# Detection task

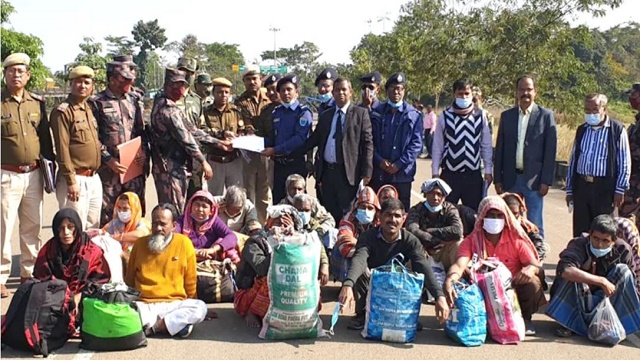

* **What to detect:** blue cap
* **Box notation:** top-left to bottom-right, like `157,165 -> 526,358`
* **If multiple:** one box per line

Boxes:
360,71 -> 382,84
276,73 -> 298,92
385,72 -> 406,89
315,67 -> 337,86
263,73 -> 282,87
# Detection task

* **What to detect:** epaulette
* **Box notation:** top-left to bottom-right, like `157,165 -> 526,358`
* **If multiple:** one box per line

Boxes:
29,92 -> 44,102
56,102 -> 69,112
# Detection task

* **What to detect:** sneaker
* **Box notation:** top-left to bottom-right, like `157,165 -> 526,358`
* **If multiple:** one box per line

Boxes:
347,315 -> 365,330
176,324 -> 194,339
524,320 -> 536,336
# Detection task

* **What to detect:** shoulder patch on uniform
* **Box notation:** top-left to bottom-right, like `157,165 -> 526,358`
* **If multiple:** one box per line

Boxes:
29,92 -> 43,101
299,116 -> 309,127
56,102 -> 69,111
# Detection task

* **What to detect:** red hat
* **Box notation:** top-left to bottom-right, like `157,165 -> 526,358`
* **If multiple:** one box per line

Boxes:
357,186 -> 380,210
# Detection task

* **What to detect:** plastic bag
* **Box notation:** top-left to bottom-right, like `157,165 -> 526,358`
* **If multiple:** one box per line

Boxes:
588,298 -> 626,346
362,254 -> 424,343
445,281 -> 487,347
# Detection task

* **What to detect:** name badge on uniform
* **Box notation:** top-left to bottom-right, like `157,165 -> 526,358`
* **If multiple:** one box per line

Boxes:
103,107 -> 116,114
28,112 -> 39,119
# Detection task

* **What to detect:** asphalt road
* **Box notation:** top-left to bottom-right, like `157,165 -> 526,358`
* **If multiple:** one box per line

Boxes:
1,158 -> 639,359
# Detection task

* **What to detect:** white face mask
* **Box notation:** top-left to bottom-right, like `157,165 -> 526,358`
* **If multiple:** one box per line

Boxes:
118,210 -> 132,223
483,218 -> 505,234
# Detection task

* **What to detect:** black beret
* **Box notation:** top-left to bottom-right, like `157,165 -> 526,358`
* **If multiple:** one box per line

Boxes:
263,73 -> 282,87
385,72 -> 407,89
276,73 -> 299,92
315,68 -> 337,86
359,71 -> 382,84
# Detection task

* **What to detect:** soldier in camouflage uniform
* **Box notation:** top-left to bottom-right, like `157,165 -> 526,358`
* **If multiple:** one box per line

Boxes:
90,61 -> 149,227
621,83 -> 640,224
202,77 -> 247,195
148,68 -> 215,215
111,55 -> 145,107
234,65 -> 272,223
195,73 -> 214,108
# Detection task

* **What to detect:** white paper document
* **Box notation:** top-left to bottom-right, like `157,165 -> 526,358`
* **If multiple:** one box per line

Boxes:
232,136 -> 265,153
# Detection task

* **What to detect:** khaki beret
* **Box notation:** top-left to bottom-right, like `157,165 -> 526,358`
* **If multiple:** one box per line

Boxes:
3,53 -> 31,68
211,77 -> 232,88
242,64 -> 261,78
68,65 -> 95,80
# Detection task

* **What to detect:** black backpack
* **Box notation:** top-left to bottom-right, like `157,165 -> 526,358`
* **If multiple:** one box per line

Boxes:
1,279 -> 75,357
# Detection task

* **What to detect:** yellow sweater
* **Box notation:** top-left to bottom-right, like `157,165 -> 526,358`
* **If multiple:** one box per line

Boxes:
125,233 -> 197,303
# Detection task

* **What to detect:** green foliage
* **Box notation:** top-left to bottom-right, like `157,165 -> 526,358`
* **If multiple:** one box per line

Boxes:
131,19 -> 167,88
260,41 -> 324,96
104,35 -> 136,57
69,37 -> 109,88
1,1 -> 49,89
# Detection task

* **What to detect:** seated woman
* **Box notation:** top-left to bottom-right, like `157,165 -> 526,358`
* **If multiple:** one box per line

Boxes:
336,186 -> 381,259
444,196 -> 545,335
501,193 -> 549,260
615,217 -> 640,295
376,184 -> 399,203
213,186 -> 260,234
177,190 -> 239,263
100,192 -> 151,251
34,208 -> 111,310
234,205 -> 328,328
547,215 -> 640,338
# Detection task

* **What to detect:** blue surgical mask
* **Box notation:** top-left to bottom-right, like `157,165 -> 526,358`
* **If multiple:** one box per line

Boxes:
282,100 -> 296,109
455,97 -> 473,108
423,201 -> 443,213
191,213 -> 209,224
318,93 -> 332,103
355,209 -> 375,224
299,211 -> 311,226
387,100 -> 402,109
585,113 -> 602,126
589,242 -> 612,258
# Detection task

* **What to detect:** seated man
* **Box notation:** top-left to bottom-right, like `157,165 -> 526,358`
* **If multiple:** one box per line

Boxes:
291,193 -> 331,280
376,184 -> 399,203
234,205 -> 328,327
444,196 -> 545,335
338,198 -> 449,330
406,179 -> 463,270
213,185 -> 260,234
280,174 -> 336,248
176,190 -> 239,263
336,186 -> 381,259
546,215 -> 640,338
126,203 -> 208,339
502,192 -> 549,260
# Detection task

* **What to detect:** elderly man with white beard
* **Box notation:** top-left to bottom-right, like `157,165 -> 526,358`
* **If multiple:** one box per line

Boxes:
125,203 -> 208,338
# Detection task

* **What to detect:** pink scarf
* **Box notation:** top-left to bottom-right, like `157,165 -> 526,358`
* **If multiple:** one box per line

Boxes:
181,190 -> 220,236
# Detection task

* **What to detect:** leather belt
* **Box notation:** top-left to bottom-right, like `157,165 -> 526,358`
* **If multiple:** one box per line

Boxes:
1,162 -> 39,173
324,162 -> 341,170
76,169 -> 97,177
580,175 -> 599,183
515,169 -> 524,174
208,152 -> 238,164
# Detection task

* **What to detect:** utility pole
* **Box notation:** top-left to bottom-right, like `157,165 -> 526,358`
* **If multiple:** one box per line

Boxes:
377,12 -> 391,33
269,26 -> 280,69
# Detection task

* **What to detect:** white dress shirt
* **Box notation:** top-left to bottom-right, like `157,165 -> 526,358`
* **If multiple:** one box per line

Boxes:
323,102 -> 350,163
516,103 -> 534,170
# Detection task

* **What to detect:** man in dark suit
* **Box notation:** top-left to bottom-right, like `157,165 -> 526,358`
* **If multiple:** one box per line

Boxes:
494,75 -> 557,237
304,78 -> 374,224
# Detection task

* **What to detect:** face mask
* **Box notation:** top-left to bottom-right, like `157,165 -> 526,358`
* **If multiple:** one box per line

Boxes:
455,97 -> 473,108
299,211 -> 311,226
361,89 -> 376,98
589,242 -> 612,258
318,93 -> 332,103
483,218 -> 505,234
355,208 -> 375,224
282,100 -> 296,108
117,210 -> 132,223
423,201 -> 443,213
387,99 -> 402,109
166,85 -> 187,101
190,213 -> 209,224
585,113 -> 602,126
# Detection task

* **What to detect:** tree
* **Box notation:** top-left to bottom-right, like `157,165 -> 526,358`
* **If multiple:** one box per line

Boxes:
261,41 -> 323,95
70,37 -> 109,88
1,1 -> 50,89
131,19 -> 167,88
104,35 -> 135,57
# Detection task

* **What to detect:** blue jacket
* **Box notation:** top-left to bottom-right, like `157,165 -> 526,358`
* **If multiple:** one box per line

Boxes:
371,101 -> 424,183
264,100 -> 312,156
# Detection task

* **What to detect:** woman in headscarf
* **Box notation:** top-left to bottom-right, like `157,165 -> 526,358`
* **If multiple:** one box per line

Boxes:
34,208 -> 111,308
176,190 -> 239,263
443,195 -> 545,335
501,192 -> 549,260
234,205 -> 328,328
99,192 -> 151,251
336,186 -> 381,259
376,184 -> 399,204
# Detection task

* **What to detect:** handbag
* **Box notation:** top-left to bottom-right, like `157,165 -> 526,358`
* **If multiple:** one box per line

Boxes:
196,258 -> 237,303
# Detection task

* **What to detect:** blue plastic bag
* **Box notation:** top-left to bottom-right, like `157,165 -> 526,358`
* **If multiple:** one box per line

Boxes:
330,245 -> 351,282
445,280 -> 487,346
362,254 -> 424,343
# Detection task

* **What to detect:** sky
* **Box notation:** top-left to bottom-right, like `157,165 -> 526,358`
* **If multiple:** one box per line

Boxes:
4,0 -> 639,73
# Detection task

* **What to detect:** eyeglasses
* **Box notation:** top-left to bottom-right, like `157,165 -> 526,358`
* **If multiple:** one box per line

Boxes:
5,68 -> 28,76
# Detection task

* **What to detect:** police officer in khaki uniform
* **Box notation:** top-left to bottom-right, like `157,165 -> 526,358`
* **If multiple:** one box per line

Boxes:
202,77 -> 246,195
50,66 -> 103,230
234,65 -> 273,223
1,53 -> 55,297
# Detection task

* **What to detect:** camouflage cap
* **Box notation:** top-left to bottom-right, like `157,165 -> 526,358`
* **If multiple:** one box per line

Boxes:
164,68 -> 187,84
112,55 -> 136,67
69,65 -> 95,80
177,57 -> 197,72
107,62 -> 134,80
196,73 -> 212,85
2,53 -> 30,68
